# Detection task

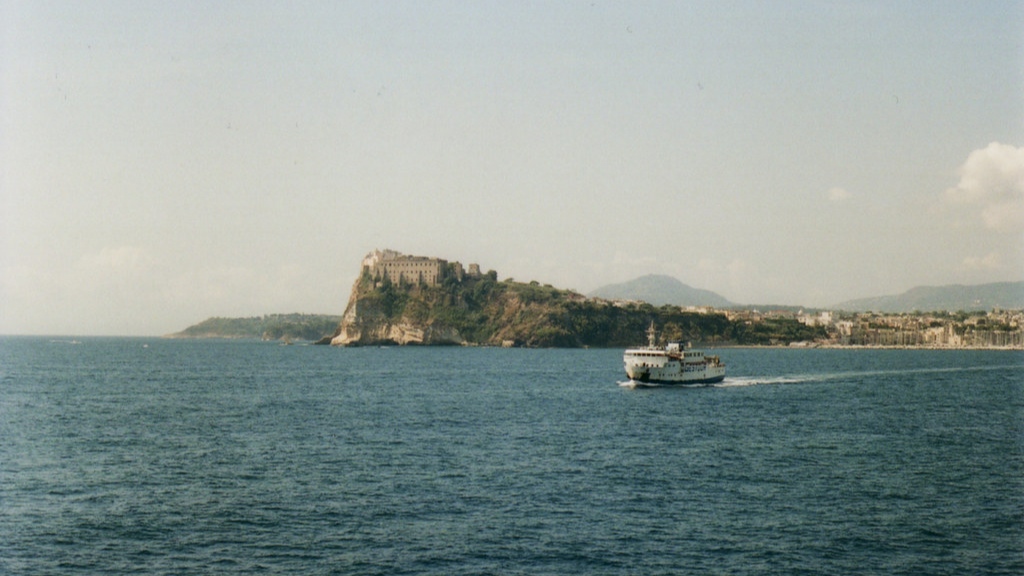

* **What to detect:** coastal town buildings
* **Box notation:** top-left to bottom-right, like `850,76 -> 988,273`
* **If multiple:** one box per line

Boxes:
826,309 -> 1023,348
722,306 -> 1022,348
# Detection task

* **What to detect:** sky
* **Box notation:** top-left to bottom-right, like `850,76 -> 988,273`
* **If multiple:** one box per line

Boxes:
2,1 -> 1022,336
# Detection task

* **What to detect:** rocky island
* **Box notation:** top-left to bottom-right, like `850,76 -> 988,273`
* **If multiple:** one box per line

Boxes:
325,249 -> 824,347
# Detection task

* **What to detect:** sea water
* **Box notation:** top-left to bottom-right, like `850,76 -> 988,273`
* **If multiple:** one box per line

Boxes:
1,337 -> 1021,575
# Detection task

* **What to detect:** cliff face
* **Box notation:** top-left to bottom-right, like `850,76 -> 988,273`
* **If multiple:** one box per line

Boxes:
329,273 -> 533,346
330,284 -> 465,346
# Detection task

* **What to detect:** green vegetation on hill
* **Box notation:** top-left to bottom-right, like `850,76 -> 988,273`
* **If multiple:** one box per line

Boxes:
169,313 -> 342,341
344,272 -> 824,347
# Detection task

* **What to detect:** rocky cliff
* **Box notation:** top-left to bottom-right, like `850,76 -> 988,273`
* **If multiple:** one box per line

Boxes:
329,271 -> 583,346
330,286 -> 465,345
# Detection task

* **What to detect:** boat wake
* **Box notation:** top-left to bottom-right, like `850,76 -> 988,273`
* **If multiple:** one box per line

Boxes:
716,376 -> 813,387
716,364 -> 1022,388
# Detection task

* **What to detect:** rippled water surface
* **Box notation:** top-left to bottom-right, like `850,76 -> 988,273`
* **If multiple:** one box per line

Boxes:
1,338 -> 1022,575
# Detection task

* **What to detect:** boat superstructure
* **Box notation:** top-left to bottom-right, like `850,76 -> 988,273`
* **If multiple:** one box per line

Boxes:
623,323 -> 726,385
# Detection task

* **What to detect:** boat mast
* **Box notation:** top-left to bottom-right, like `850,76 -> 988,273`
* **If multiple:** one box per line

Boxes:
647,321 -> 657,348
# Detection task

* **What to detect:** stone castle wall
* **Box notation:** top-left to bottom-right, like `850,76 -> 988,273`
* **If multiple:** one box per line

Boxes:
362,249 -> 483,287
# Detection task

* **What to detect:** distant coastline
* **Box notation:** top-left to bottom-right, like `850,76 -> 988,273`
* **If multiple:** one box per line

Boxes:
168,252 -> 1023,350
167,306 -> 1023,351
167,314 -> 341,342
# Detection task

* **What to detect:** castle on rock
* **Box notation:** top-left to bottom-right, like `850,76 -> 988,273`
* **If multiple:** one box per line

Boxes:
361,249 -> 483,287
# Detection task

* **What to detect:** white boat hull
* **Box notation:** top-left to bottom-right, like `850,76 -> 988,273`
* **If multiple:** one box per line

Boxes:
624,364 -> 726,384
623,347 -> 726,385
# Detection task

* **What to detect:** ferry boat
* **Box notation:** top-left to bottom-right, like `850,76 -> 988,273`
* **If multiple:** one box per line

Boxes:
623,323 -> 726,385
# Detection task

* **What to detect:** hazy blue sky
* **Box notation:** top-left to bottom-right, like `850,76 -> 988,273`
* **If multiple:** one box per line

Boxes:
2,1 -> 1022,335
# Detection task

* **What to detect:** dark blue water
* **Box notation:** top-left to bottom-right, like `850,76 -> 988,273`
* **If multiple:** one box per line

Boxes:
1,338 -> 1022,575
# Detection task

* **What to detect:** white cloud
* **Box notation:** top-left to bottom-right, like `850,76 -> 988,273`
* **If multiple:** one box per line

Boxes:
962,252 -> 1003,271
163,266 -> 258,305
827,187 -> 851,202
77,245 -> 151,270
693,257 -> 768,304
611,250 -> 659,270
944,142 -> 1024,233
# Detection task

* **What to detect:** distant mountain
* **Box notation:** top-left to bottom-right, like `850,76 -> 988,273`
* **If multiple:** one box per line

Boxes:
832,282 -> 1024,313
588,274 -> 735,308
